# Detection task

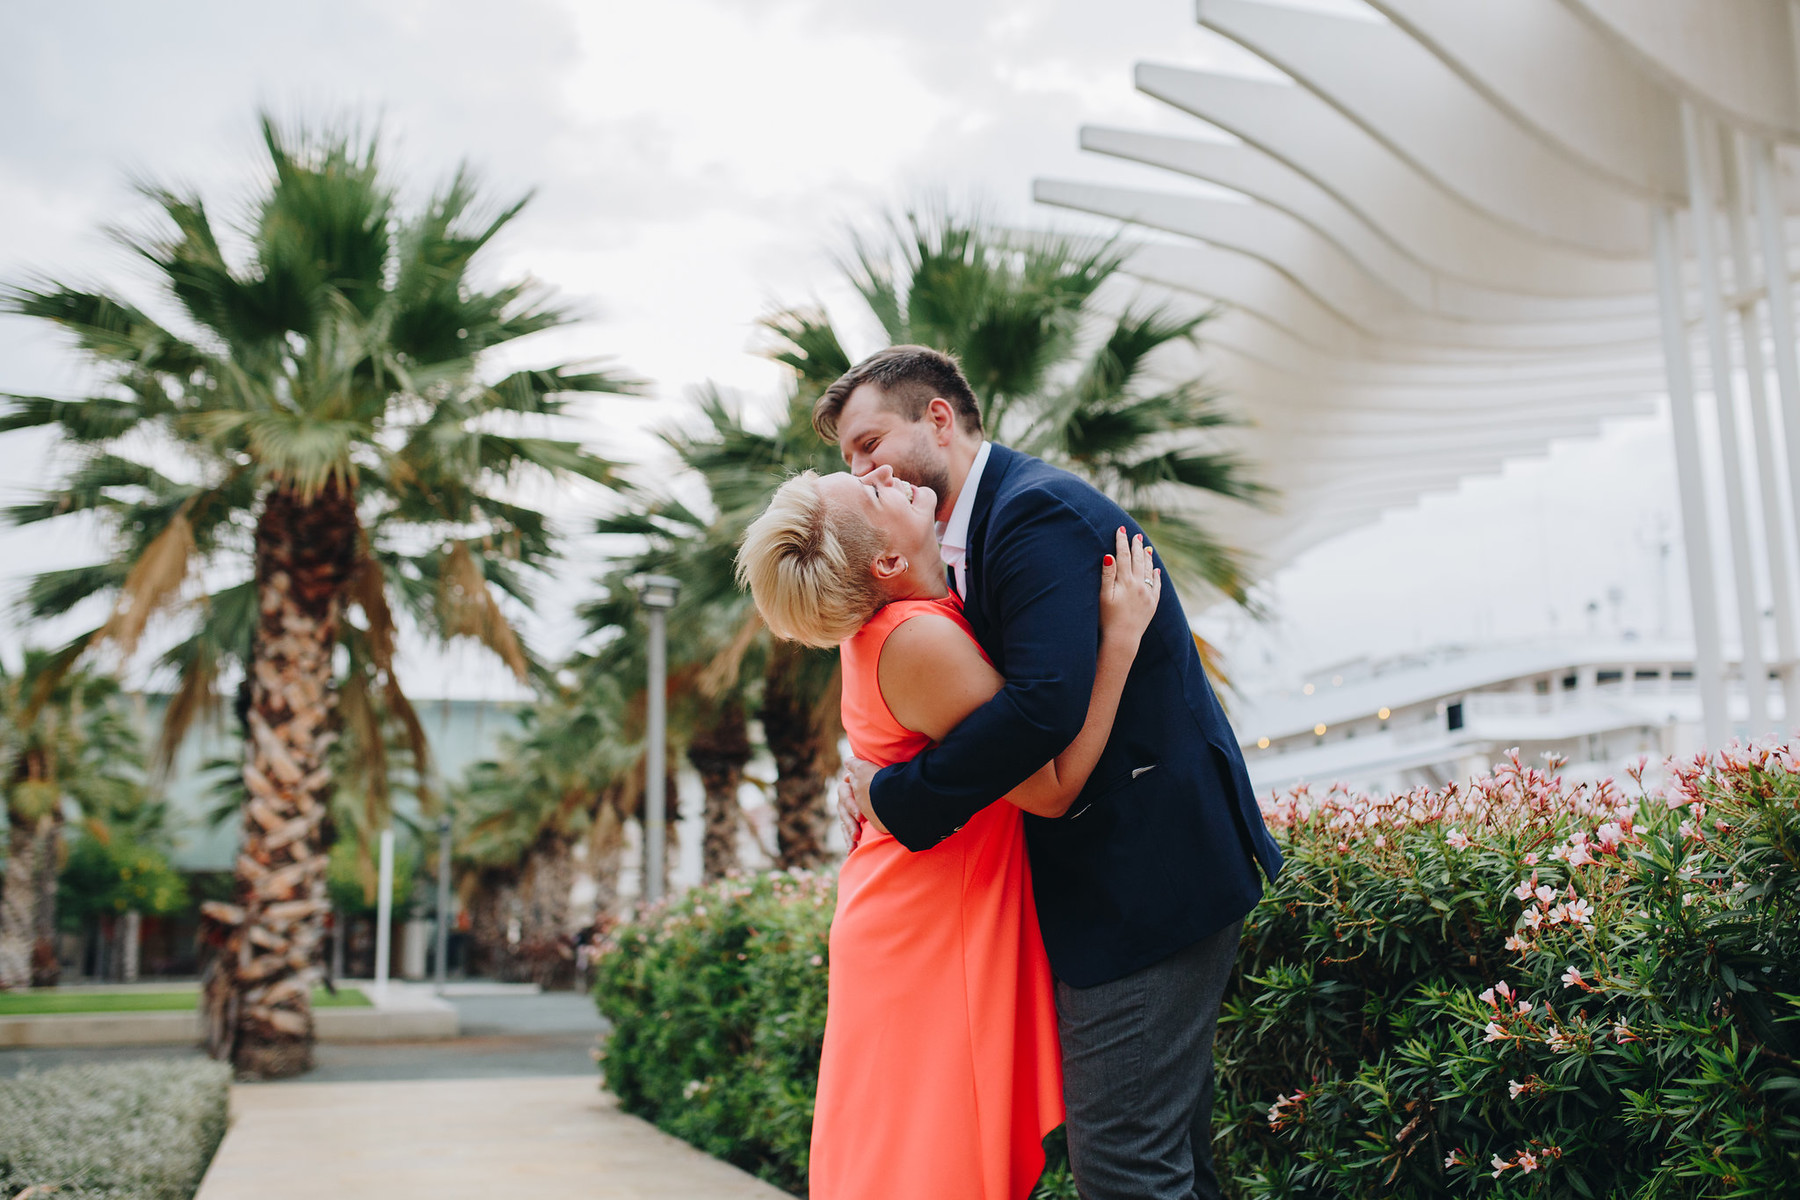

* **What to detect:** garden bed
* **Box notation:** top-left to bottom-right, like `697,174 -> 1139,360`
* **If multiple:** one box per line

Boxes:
0,1058 -> 231,1199
595,746 -> 1800,1198
0,987 -> 369,1016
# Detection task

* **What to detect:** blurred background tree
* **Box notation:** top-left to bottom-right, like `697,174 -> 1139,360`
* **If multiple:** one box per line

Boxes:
0,114 -> 637,1073
0,652 -> 147,988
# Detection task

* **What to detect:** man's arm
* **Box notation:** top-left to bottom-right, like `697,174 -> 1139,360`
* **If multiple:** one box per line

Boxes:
867,487 -> 1105,850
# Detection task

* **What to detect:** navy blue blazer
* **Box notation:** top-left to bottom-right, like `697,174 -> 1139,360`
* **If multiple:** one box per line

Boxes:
867,443 -> 1283,988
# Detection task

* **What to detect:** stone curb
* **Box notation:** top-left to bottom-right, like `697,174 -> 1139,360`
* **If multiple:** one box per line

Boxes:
0,1005 -> 458,1048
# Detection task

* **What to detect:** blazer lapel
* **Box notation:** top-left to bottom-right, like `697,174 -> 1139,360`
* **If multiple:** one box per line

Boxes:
961,443 -> 1015,654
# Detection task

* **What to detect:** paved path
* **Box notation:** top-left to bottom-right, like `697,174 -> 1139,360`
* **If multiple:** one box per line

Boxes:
12,992 -> 789,1196
193,1075 -> 790,1200
0,991 -> 606,1081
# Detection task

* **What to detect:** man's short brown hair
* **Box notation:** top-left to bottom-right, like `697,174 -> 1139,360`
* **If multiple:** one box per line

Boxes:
812,344 -> 984,442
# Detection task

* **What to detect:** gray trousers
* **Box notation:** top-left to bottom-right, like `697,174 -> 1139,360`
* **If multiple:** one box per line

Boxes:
1055,919 -> 1243,1200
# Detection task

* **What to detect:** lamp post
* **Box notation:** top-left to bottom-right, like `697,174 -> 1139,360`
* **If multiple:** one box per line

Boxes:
374,827 -> 394,1000
434,810 -> 452,993
627,573 -> 681,903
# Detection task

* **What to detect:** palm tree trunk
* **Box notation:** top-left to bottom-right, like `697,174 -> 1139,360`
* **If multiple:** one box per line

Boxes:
514,832 -> 576,988
201,481 -> 357,1078
589,802 -> 625,920
760,645 -> 837,871
0,815 -> 44,988
465,869 -> 516,979
30,812 -> 63,986
687,699 -> 749,882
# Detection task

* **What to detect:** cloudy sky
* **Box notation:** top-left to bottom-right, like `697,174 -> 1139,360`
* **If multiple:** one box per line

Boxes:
0,0 -> 1694,700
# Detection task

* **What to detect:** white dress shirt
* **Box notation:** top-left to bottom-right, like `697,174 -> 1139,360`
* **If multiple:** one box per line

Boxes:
937,441 -> 991,599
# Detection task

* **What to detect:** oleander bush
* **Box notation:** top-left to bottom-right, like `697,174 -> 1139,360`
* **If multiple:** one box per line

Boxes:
594,746 -> 1800,1200
593,870 -> 833,1194
1221,746 -> 1800,1199
0,1058 -> 231,1199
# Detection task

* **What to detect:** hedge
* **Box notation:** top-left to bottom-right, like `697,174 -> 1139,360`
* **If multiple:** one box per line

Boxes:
0,1058 -> 232,1199
594,746 -> 1800,1198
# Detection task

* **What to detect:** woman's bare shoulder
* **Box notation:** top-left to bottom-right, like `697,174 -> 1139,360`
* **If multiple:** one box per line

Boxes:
881,611 -> 980,659
877,612 -> 1001,739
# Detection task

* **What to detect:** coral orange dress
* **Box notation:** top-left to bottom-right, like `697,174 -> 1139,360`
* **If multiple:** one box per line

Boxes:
809,595 -> 1064,1200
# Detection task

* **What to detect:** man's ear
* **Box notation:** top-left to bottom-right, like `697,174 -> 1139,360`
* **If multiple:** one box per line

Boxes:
870,548 -> 908,584
925,397 -> 958,445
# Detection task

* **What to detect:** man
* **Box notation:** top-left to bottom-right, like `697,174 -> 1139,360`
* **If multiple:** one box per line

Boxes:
822,345 -> 1283,1200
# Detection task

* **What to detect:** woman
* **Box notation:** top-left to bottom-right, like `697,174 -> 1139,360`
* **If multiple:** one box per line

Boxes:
736,466 -> 1161,1200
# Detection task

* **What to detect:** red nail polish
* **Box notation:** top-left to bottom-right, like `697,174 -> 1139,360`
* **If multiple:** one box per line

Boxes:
1103,554 -> 1114,566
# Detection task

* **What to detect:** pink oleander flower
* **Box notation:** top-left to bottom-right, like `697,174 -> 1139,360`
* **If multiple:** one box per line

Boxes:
1613,1021 -> 1638,1043
1505,934 -> 1531,953
1446,828 -> 1470,850
1492,1155 -> 1513,1178
1513,877 -> 1536,902
1546,1028 -> 1571,1052
1444,1150 -> 1465,1169
1561,965 -> 1584,989
1522,908 -> 1544,929
1566,898 -> 1594,926
1597,822 -> 1626,850
1534,884 -> 1555,905
1518,1152 -> 1539,1173
1508,1078 -> 1528,1099
1565,844 -> 1596,868
1484,1021 -> 1508,1043
1523,852 -> 1540,866
1547,903 -> 1569,925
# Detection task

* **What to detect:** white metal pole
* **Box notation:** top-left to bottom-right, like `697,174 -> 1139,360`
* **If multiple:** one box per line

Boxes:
1682,103 -> 1770,735
1652,203 -> 1731,749
1723,129 -> 1800,727
645,607 -> 667,903
434,812 -> 452,993
1753,137 -> 1800,731
374,828 -> 394,999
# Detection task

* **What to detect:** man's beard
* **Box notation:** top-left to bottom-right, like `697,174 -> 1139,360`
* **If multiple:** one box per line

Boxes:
886,448 -> 953,521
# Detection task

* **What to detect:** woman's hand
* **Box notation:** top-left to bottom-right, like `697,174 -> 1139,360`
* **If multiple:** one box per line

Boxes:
1099,526 -> 1160,649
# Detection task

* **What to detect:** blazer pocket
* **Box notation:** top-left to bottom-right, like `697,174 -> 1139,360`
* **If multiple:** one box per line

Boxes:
1065,762 -> 1157,820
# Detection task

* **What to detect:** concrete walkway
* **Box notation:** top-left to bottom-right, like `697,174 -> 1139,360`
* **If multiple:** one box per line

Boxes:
194,1075 -> 791,1199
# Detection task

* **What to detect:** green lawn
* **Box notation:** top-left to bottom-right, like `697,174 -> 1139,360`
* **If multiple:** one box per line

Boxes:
0,987 -> 371,1015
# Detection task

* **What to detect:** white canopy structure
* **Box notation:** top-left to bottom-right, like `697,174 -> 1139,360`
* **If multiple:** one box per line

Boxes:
1036,0 -> 1800,746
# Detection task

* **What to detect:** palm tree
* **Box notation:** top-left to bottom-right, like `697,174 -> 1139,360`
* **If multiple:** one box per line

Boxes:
587,382 -> 851,871
1,116 -> 637,1075
0,653 -> 146,988
454,677 -> 644,982
768,204 -> 1266,606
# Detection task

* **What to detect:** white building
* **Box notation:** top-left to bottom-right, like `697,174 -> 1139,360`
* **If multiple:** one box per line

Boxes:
1041,0 -> 1800,750
1235,637 -> 1783,796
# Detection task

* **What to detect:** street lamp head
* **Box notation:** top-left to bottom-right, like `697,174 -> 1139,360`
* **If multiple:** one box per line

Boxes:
627,573 -> 682,610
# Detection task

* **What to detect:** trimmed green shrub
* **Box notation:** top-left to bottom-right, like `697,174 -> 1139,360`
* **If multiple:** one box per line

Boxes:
594,870 -> 833,1194
1223,747 -> 1800,1198
595,747 -> 1800,1200
0,1058 -> 231,1198
58,833 -> 189,923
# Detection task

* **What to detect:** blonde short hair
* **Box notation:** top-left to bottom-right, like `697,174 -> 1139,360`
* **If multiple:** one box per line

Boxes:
736,470 -> 889,648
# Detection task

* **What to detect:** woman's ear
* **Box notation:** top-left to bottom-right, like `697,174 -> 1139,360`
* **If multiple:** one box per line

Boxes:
870,548 -> 908,585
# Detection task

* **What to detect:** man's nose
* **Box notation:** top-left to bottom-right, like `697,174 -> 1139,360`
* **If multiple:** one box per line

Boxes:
863,464 -> 894,485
